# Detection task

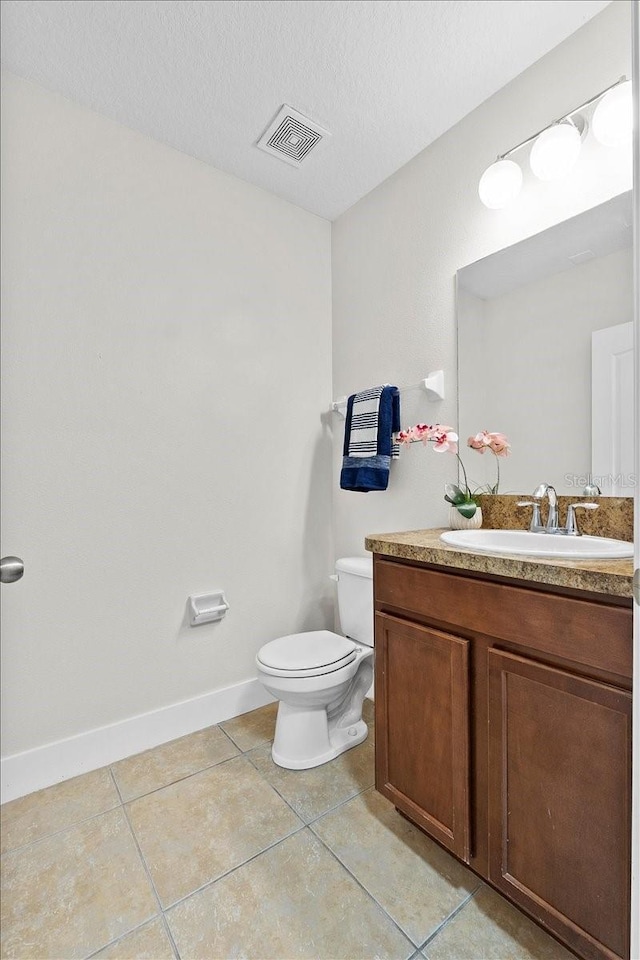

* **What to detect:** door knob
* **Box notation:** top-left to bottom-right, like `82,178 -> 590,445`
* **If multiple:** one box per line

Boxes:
0,556 -> 24,583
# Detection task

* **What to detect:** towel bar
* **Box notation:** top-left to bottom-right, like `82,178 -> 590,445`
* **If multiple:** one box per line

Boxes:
331,370 -> 445,418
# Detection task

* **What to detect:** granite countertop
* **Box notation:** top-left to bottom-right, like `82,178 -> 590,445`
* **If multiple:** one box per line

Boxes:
365,528 -> 634,600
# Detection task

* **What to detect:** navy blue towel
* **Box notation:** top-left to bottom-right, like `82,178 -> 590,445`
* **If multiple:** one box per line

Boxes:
340,385 -> 401,492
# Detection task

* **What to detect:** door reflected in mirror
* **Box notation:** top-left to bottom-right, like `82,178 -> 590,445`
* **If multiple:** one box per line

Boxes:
456,191 -> 634,497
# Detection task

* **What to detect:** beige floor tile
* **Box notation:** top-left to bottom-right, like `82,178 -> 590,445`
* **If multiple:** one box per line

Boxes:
0,809 -> 156,960
313,787 -> 480,945
93,918 -> 175,959
248,738 -> 375,822
424,886 -> 576,960
111,725 -> 239,801
0,768 -> 120,855
166,828 -> 414,960
219,701 -> 278,751
126,756 -> 302,907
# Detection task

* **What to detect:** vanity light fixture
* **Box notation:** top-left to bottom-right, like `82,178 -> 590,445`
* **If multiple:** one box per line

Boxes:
478,158 -> 523,209
528,118 -> 584,181
592,79 -> 633,146
478,77 -> 630,209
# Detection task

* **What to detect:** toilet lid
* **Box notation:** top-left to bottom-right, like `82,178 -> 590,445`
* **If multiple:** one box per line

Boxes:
257,630 -> 356,674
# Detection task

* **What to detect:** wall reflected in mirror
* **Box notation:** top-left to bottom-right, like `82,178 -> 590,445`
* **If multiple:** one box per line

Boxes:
456,191 -> 634,497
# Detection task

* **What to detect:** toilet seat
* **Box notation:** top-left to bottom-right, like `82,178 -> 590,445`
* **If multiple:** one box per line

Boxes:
256,630 -> 357,678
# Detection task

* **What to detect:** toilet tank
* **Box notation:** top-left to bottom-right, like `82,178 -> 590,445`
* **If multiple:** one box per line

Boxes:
335,557 -> 374,647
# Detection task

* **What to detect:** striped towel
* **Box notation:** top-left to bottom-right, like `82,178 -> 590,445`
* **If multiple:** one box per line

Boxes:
340,385 -> 400,492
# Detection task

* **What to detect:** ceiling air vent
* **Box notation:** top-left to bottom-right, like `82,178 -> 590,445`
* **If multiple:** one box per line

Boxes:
257,105 -> 330,168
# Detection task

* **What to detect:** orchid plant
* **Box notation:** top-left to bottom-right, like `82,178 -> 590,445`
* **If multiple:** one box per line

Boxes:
467,430 -> 511,494
397,424 -> 510,518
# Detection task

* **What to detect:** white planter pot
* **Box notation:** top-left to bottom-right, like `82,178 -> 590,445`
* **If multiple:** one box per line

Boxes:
449,506 -> 483,530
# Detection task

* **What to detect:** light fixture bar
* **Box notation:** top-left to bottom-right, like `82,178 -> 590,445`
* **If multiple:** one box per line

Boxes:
479,75 -> 631,209
497,75 -> 627,161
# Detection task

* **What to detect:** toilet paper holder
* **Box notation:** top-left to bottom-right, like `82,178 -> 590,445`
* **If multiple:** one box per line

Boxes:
188,591 -> 229,626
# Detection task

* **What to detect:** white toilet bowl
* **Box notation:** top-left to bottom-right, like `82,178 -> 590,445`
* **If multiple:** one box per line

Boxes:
256,629 -> 373,770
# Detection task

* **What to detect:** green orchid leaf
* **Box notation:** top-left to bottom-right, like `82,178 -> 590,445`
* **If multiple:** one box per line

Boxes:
444,483 -> 465,504
456,501 -> 477,519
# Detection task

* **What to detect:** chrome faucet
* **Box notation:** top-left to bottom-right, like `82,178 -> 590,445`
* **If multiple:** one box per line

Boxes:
516,499 -> 544,532
564,502 -> 599,536
519,484 -> 600,535
532,483 -> 559,532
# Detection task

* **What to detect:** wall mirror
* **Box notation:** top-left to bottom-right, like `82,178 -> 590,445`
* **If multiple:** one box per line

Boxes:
456,190 -> 634,497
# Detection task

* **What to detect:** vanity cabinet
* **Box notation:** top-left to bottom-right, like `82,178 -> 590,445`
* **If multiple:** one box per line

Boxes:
487,649 -> 631,960
373,555 -> 633,960
375,614 -> 470,860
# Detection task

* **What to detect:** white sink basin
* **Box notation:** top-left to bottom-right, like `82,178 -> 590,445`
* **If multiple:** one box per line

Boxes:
440,529 -> 634,560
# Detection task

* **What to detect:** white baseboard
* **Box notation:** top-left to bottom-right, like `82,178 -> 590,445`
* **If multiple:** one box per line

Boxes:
1,678 -> 274,804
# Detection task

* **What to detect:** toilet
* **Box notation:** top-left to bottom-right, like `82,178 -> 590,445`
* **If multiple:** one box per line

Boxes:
256,557 -> 374,770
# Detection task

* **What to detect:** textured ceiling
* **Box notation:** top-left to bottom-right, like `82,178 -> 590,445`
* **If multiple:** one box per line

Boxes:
0,0 -> 611,220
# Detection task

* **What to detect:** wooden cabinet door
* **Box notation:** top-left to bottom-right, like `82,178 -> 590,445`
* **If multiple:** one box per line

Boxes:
488,649 -> 632,960
375,612 -> 470,861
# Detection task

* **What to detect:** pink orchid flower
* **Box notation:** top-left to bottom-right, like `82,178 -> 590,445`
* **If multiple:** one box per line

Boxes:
431,426 -> 459,454
397,423 -> 458,453
398,422 -> 511,501
468,432 -> 489,453
487,432 -> 510,457
397,421 -> 476,509
413,423 -> 437,444
467,429 -> 510,493
468,430 -> 510,457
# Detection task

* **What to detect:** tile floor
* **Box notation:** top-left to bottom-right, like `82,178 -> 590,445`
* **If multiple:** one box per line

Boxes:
1,700 -> 574,960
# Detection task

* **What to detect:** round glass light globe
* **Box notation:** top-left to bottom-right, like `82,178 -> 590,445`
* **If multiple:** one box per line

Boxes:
592,81 -> 632,147
529,121 -> 582,181
478,159 -> 523,209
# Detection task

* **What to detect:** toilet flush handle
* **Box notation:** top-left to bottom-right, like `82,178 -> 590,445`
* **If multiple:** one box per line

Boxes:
329,574 -> 339,582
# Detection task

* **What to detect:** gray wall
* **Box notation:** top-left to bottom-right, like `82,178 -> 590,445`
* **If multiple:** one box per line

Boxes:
1,72 -> 333,756
331,1 -> 632,557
